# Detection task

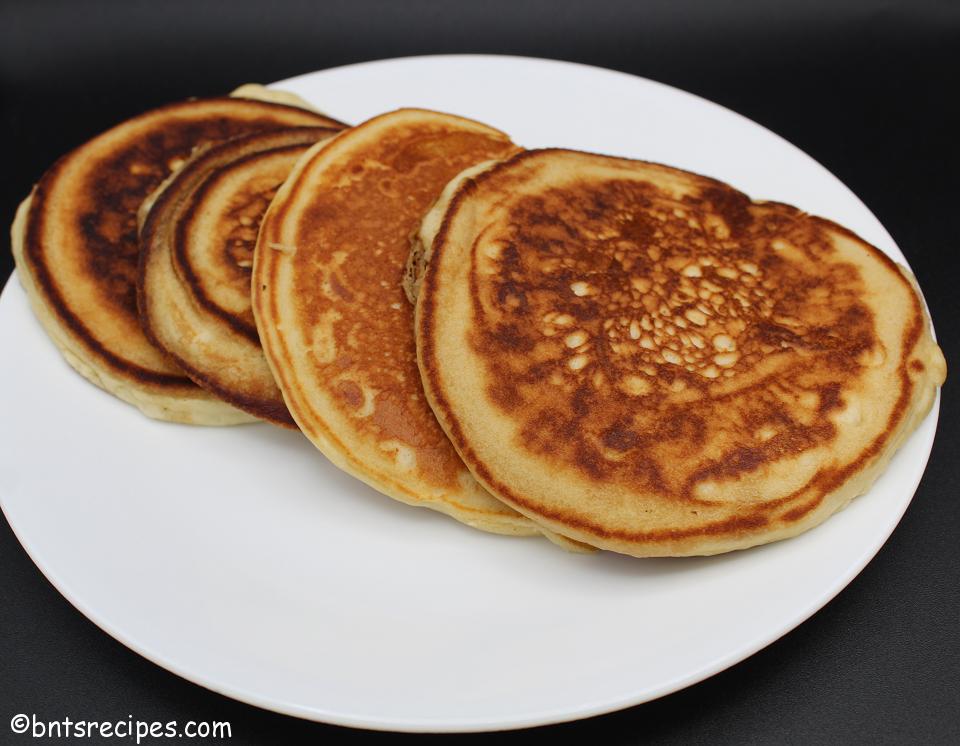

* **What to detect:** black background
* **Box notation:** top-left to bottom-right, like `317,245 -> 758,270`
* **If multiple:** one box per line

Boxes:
2,1 -> 958,743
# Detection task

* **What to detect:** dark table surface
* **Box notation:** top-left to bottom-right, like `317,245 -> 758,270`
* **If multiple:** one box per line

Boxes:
2,1 -> 958,743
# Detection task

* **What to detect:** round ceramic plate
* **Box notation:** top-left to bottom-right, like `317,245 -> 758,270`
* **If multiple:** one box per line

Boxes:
0,56 -> 941,732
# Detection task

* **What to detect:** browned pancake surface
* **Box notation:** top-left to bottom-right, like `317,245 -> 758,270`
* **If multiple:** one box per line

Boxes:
287,127 -> 517,489
417,149 -> 945,554
20,96 -> 342,417
175,141 -> 312,341
254,109 -> 550,534
474,180 -> 875,497
139,127 -> 341,426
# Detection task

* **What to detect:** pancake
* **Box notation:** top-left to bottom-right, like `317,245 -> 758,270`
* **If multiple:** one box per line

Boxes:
253,108 -> 578,538
415,148 -> 946,556
11,91 -> 344,424
139,126 -> 342,427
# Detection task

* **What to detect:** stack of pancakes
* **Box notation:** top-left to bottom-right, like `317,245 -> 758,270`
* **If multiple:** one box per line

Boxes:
12,85 -> 946,557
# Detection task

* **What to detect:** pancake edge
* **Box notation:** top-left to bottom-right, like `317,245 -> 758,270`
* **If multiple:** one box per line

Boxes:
12,191 -> 255,425
230,84 -> 345,124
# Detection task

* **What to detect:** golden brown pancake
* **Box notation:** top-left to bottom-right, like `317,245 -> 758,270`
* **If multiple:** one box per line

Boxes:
415,149 -> 946,556
139,126 -> 342,427
253,109 -> 588,539
11,92 -> 344,424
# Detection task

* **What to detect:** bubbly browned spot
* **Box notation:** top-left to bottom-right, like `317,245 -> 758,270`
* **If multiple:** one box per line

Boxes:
468,177 -> 880,503
287,126 -> 518,490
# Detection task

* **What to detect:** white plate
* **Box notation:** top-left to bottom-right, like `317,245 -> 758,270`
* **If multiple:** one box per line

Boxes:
0,55 -> 941,732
